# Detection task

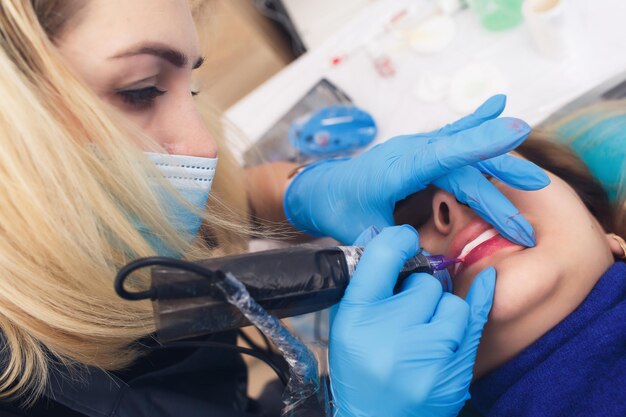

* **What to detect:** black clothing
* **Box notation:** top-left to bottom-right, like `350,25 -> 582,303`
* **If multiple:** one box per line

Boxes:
0,332 -> 279,417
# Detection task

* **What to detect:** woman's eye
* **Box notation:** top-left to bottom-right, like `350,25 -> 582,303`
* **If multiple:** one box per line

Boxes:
117,86 -> 167,108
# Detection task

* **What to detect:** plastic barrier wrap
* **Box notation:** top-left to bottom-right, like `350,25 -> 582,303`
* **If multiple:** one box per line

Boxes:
217,272 -> 330,417
152,245 -> 350,342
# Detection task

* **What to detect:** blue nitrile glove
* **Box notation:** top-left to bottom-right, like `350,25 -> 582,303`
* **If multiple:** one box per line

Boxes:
284,95 -> 550,246
329,225 -> 495,417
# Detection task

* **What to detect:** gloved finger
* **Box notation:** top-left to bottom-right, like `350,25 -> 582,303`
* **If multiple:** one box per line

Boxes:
434,94 -> 506,136
476,154 -> 550,191
386,95 -> 505,146
434,166 -> 536,247
343,225 -> 420,304
400,117 -> 531,196
351,225 -> 381,246
394,273 -> 443,323
457,267 -> 496,357
427,293 -> 471,352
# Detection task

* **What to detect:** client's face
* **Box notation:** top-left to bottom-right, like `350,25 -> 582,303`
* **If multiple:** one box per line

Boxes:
418,153 -> 617,378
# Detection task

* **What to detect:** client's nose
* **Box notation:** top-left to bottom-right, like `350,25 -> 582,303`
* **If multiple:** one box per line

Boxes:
431,190 -> 478,235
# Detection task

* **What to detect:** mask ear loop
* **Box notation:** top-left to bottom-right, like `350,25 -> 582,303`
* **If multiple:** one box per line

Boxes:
608,233 -> 626,259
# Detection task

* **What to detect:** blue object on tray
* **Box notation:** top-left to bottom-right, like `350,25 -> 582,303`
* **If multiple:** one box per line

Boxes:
288,105 -> 377,157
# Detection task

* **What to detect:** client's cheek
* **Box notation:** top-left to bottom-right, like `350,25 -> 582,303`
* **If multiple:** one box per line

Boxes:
451,262 -> 489,299
416,223 -> 449,255
452,247 -> 525,303
488,252 -> 560,323
451,276 -> 473,299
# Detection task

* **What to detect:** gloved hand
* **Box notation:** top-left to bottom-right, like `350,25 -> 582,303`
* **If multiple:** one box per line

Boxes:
329,225 -> 495,417
283,95 -> 549,246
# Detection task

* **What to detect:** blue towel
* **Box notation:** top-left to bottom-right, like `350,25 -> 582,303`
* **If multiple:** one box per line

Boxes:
470,261 -> 626,417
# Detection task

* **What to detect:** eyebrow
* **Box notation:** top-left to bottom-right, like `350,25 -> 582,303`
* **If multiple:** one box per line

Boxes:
111,42 -> 205,69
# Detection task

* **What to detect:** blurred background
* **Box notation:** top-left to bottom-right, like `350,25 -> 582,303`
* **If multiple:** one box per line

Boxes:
196,0 -> 626,166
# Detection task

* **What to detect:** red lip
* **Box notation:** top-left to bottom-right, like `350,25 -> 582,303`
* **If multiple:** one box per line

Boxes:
448,222 -> 523,279
446,219 -> 492,260
461,234 -> 517,269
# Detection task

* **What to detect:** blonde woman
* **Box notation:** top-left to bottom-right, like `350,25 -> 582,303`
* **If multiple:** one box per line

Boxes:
0,1 -> 549,416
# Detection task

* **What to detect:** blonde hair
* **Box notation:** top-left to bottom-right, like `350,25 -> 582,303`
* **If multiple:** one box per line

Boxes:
0,0 -> 250,405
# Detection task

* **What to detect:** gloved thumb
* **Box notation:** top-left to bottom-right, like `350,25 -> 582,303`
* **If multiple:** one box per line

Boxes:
343,225 -> 420,304
457,267 -> 496,355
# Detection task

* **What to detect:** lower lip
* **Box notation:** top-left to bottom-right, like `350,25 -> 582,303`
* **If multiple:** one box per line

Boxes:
460,234 -> 518,270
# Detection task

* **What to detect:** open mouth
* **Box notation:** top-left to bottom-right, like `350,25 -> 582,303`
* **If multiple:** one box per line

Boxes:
449,223 -> 521,278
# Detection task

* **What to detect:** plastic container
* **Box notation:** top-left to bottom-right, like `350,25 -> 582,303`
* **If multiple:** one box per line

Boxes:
467,0 -> 524,31
522,0 -> 571,58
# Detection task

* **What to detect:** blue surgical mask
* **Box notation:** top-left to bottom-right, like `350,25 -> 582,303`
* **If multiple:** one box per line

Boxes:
140,152 -> 218,257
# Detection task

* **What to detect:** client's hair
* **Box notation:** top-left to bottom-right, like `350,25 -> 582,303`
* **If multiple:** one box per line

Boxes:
546,100 -> 626,239
515,133 -> 620,236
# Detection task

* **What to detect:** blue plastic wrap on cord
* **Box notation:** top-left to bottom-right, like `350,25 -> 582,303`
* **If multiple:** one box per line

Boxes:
555,113 -> 626,202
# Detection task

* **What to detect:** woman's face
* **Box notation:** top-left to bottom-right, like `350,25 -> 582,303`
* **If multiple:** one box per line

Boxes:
55,0 -> 216,157
418,153 -> 619,377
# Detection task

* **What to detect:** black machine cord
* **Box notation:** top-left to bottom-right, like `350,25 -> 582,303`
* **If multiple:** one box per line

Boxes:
115,256 -> 290,386
150,340 -> 289,386
114,256 -> 226,301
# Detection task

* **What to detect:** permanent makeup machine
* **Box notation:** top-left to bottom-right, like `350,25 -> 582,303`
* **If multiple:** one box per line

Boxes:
115,245 -> 459,416
115,244 -> 459,338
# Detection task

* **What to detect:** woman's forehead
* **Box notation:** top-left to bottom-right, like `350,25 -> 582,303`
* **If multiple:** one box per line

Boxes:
58,0 -> 200,61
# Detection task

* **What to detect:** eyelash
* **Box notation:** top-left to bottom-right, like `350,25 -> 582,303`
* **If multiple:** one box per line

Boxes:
117,86 -> 200,108
117,86 -> 166,107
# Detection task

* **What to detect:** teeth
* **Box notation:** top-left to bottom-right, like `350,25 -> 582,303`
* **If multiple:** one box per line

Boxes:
454,229 -> 499,274
460,229 -> 498,259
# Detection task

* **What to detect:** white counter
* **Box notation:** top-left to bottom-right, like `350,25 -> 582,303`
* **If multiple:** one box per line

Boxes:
226,0 -> 626,159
